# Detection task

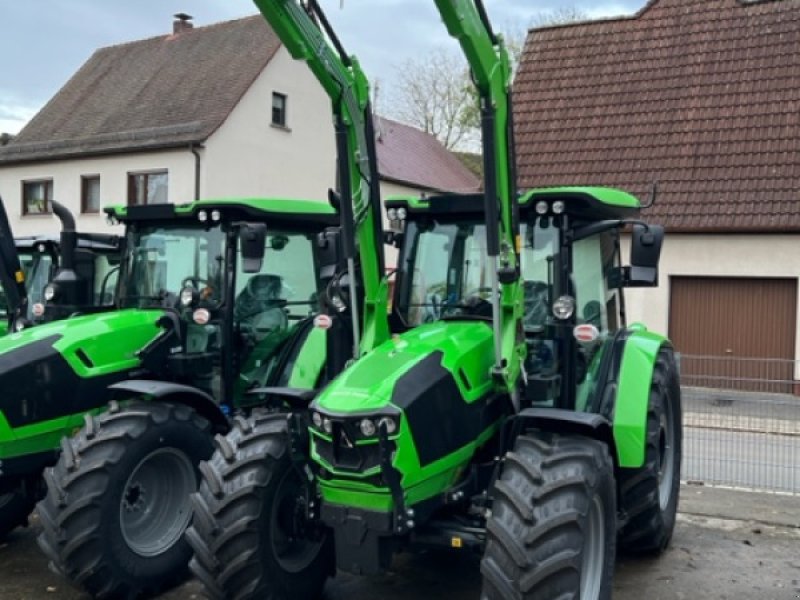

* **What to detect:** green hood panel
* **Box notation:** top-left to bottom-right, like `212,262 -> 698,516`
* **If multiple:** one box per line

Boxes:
0,309 -> 164,378
315,320 -> 494,414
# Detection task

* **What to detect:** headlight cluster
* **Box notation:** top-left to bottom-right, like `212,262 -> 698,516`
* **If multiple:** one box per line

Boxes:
197,209 -> 222,223
386,207 -> 408,222
534,199 -> 567,216
311,411 -> 399,438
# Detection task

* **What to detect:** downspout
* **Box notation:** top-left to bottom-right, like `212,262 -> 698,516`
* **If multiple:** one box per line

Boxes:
190,143 -> 203,201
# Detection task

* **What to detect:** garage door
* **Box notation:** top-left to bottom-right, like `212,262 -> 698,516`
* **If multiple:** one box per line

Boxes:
669,277 -> 797,393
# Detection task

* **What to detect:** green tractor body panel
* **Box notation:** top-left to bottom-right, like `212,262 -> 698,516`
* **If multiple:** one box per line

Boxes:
613,325 -> 670,468
312,320 -> 499,510
0,309 -> 163,459
520,186 -> 641,210
107,197 -> 336,221
286,326 -> 328,389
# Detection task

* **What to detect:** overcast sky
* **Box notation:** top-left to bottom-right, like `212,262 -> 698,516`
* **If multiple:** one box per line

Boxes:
0,0 -> 645,134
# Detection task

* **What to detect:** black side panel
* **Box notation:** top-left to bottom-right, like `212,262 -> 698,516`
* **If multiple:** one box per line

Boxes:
0,335 -> 128,428
392,352 -> 504,467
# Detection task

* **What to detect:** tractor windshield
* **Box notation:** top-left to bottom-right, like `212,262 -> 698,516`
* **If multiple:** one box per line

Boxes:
397,219 -> 494,325
120,226 -> 225,309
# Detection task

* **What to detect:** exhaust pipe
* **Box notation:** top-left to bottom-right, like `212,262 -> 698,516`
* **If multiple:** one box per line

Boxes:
51,200 -> 76,271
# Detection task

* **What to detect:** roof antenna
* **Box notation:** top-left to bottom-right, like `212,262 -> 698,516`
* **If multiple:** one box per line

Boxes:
641,180 -> 658,209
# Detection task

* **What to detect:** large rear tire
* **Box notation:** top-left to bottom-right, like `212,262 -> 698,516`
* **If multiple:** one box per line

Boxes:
36,401 -> 213,599
187,413 -> 333,600
618,348 -> 682,554
480,432 -> 616,600
0,479 -> 37,541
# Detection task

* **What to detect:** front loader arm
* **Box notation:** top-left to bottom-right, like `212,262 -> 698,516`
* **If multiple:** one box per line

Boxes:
433,0 -> 524,396
0,196 -> 27,330
252,0 -> 389,356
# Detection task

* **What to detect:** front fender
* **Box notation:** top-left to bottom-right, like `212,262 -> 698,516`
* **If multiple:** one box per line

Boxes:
110,380 -> 229,433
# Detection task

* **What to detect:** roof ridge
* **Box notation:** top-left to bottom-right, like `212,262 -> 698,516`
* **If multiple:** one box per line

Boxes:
95,13 -> 262,53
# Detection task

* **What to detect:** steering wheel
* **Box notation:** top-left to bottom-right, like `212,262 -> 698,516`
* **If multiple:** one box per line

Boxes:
181,276 -> 211,290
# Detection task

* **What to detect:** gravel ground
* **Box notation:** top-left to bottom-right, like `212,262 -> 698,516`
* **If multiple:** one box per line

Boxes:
1,486 -> 798,600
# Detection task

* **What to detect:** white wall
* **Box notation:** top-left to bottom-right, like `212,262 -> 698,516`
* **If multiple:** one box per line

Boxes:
204,46 -> 336,201
0,149 -> 193,236
622,233 -> 800,364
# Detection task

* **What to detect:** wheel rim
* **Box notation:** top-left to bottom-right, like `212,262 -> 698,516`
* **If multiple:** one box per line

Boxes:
120,448 -> 196,558
657,402 -> 676,511
580,494 -> 605,600
269,468 -> 324,574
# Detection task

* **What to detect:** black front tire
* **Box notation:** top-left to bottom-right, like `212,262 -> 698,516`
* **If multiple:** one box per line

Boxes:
36,401 -> 213,599
0,479 -> 37,541
618,348 -> 682,554
481,432 -> 616,600
187,413 -> 333,600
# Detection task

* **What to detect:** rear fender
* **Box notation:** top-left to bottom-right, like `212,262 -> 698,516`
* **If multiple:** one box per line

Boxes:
612,325 -> 670,468
109,380 -> 229,433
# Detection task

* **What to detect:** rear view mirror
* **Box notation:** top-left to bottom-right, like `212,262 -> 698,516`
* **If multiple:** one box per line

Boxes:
626,224 -> 664,287
240,223 -> 267,273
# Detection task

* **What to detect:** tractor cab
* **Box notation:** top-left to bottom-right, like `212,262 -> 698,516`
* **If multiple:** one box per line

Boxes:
0,196 -> 121,334
387,186 -> 664,413
105,198 -> 345,410
15,232 -> 121,323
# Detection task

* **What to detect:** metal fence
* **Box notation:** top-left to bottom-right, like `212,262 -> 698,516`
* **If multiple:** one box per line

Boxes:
680,354 -> 800,495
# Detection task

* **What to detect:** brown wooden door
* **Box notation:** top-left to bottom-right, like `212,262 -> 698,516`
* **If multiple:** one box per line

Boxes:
669,277 -> 797,393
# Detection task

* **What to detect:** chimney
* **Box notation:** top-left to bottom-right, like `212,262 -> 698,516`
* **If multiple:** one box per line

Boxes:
173,13 -> 194,35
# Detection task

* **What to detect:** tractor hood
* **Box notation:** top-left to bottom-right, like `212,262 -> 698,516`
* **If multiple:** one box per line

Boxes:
314,320 -> 495,414
0,309 -> 164,431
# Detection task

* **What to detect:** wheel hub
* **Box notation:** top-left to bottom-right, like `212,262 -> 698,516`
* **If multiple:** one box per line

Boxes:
119,448 -> 196,558
123,482 -> 146,513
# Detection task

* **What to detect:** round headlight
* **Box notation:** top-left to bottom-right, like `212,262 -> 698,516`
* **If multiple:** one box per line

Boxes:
322,418 -> 333,434
331,293 -> 347,313
32,303 -> 45,318
387,208 -> 398,221
44,284 -> 57,302
359,419 -> 377,437
198,210 -> 208,223
553,295 -> 576,320
211,210 -> 221,222
535,200 -> 549,215
36,243 -> 47,253
378,416 -> 398,435
552,200 -> 566,215
180,286 -> 195,307
312,412 -> 323,429
397,207 -> 407,221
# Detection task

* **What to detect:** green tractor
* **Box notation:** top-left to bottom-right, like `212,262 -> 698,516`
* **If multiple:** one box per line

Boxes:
0,195 -> 361,597
34,4 -> 392,597
187,2 -> 682,599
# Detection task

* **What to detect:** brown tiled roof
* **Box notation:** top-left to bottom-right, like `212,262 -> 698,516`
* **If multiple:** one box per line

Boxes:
514,0 -> 800,233
375,116 -> 481,193
0,16 -> 280,165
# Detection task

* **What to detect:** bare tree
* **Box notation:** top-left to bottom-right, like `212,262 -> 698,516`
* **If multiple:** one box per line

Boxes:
388,7 -> 587,151
390,47 -> 477,151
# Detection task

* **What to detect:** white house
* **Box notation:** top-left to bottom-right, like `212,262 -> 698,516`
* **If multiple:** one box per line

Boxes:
0,14 -> 479,249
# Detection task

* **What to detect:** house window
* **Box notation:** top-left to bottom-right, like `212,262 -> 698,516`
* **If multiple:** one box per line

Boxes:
81,175 -> 101,213
272,92 -> 287,127
22,179 -> 53,215
128,171 -> 168,206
